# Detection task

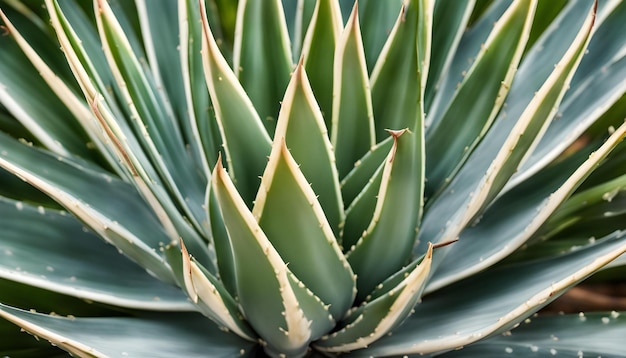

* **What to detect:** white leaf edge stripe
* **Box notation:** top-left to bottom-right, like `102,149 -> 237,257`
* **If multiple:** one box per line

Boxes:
213,156 -> 315,351
300,0 -> 343,67
233,0 -> 293,78
252,61 -> 345,249
180,239 -> 255,340
0,9 -> 118,167
345,129 -> 405,256
0,268 -> 190,311
427,6 -> 603,292
429,119 -> 626,291
0,154 -> 175,284
316,243 -> 433,352
432,2 -> 595,249
45,0 -> 181,242
383,236 -> 626,355
199,0 -> 271,181
0,306 -> 101,357
330,3 -> 376,150
95,0 -> 205,234
178,0 -> 210,177
370,0 -> 435,91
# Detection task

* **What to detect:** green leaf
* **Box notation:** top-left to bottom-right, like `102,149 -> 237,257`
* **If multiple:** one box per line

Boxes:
361,232 -> 626,356
315,244 -> 432,353
330,3 -> 376,179
233,0 -> 293,132
45,0 -> 211,265
439,312 -> 626,357
370,0 -> 431,138
300,0 -> 342,125
425,0 -> 536,197
211,156 -> 335,356
425,0 -> 475,110
95,0 -> 208,235
0,306 -> 258,357
179,0 -> 222,171
199,0 -> 272,205
417,0 -> 596,255
0,133 -> 179,284
346,129 -> 423,299
0,197 -> 190,311
270,61 -> 344,238
253,131 -> 355,321
513,0 -> 626,184
179,240 -> 256,340
427,120 -> 626,291
340,136 -> 393,207
0,9 -> 93,160
357,0 -> 403,74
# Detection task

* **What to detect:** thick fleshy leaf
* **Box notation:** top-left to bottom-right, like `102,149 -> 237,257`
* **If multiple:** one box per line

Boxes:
0,306 -> 259,357
370,0 -> 431,138
212,157 -> 334,357
199,0 -> 271,205
417,0 -> 596,254
0,8 -> 109,164
346,129 -> 423,298
0,133 -> 178,283
331,3 -> 376,179
315,244 -> 432,352
0,197 -> 190,311
270,62 -> 344,237
427,120 -> 626,291
179,240 -> 256,340
233,0 -> 292,131
425,0 -> 535,197
340,136 -> 393,207
357,0 -> 403,74
360,232 -> 626,356
95,0 -> 208,235
253,134 -> 354,321
511,0 -> 626,185
424,0 -> 475,110
179,0 -> 221,171
440,312 -> 626,357
45,0 -> 212,266
300,0 -> 342,124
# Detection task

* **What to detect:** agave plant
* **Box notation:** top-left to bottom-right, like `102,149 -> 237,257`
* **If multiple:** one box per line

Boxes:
1,0 -> 626,356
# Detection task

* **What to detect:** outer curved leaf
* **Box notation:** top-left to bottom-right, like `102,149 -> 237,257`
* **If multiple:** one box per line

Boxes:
440,312 -> 626,357
233,0 -> 292,131
424,0 -> 475,110
0,132 -> 177,284
360,232 -> 626,356
417,0 -> 596,255
212,156 -> 334,357
512,0 -> 626,186
199,0 -> 272,205
331,3 -> 376,179
95,0 -> 208,237
425,0 -> 536,197
0,197 -> 190,311
0,306 -> 258,358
